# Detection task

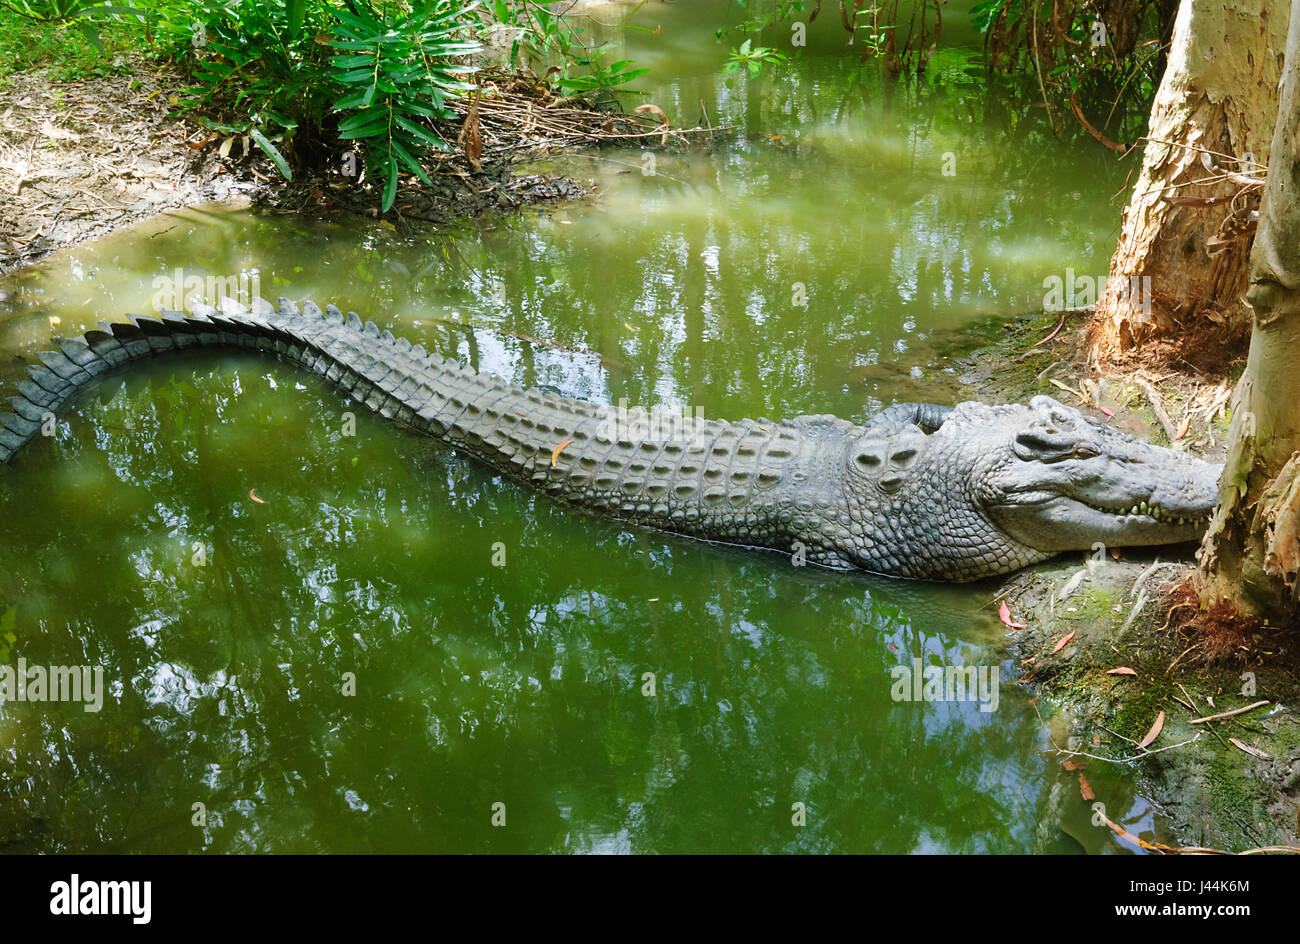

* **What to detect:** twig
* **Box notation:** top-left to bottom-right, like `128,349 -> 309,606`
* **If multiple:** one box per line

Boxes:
1069,91 -> 1125,152
1134,377 -> 1179,441
1029,15 -> 1056,133
1190,700 -> 1270,724
1117,586 -> 1148,637
1050,732 -> 1201,765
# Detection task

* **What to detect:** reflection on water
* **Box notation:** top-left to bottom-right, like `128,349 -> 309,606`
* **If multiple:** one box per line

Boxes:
0,3 -> 1162,852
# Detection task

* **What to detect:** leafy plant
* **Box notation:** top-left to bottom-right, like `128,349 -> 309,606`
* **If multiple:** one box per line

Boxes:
724,39 -> 788,77
1,0 -> 140,52
167,0 -> 334,177
329,0 -> 480,211
475,0 -> 650,99
555,47 -> 648,95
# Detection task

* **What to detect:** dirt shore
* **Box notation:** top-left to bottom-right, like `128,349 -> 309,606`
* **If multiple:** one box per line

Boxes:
0,62 -> 596,275
0,64 -> 259,272
956,311 -> 1299,853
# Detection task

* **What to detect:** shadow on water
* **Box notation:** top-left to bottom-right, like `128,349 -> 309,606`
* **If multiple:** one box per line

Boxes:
0,2 -> 1159,852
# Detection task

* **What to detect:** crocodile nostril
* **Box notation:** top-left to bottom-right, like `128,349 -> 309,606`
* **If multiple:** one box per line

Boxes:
889,447 -> 918,468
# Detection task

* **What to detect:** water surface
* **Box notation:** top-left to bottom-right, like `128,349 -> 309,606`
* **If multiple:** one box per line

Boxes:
0,2 -> 1161,852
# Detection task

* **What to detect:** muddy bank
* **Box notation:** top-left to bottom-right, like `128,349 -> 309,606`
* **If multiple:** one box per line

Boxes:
0,65 -> 258,272
955,310 -> 1299,852
0,64 -> 620,274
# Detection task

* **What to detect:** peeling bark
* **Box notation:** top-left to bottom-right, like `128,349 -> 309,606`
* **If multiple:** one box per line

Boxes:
1088,0 -> 1289,368
1198,0 -> 1300,623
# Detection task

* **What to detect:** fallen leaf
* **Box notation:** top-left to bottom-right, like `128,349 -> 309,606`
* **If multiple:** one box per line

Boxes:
632,103 -> 669,125
40,119 -> 81,142
1228,737 -> 1270,759
1174,413 -> 1192,441
1050,630 -> 1076,654
1098,405 -> 1115,418
550,438 -> 575,468
249,488 -> 266,504
1027,311 -> 1066,349
1137,710 -> 1165,750
1078,772 -> 1095,801
998,601 -> 1027,629
623,321 -> 639,333
1047,377 -> 1084,401
457,103 -> 483,172
1107,666 -> 1138,676
1062,760 -> 1086,771
1095,807 -> 1161,851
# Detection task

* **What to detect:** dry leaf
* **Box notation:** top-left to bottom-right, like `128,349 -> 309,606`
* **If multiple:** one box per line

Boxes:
40,119 -> 81,142
632,103 -> 670,145
1137,710 -> 1165,750
1107,666 -> 1138,676
1078,772 -> 1095,801
998,601 -> 1027,629
249,488 -> 266,504
1228,738 -> 1271,759
457,103 -> 483,172
1050,630 -> 1076,654
550,438 -> 575,468
1047,378 -> 1085,402
632,103 -> 669,125
1062,759 -> 1085,771
1095,807 -> 1160,851
1174,414 -> 1192,441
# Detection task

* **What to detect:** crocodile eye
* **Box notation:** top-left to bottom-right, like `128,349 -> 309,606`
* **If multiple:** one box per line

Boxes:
1073,444 -> 1100,459
1015,433 -> 1057,454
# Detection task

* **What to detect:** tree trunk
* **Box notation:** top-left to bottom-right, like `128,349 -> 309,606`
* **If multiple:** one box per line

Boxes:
1197,0 -> 1300,625
1087,0 -> 1289,371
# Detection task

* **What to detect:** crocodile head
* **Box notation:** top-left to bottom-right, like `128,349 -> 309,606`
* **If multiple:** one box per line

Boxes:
975,395 -> 1221,554
838,395 -> 1222,580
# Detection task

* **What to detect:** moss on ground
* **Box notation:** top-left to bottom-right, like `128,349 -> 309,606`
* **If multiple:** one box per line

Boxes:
954,316 -> 1297,852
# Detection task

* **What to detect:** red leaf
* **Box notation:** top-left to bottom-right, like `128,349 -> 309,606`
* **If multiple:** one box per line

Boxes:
998,601 -> 1027,629
1050,630 -> 1076,654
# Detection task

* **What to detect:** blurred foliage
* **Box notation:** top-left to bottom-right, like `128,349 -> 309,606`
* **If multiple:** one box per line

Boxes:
971,0 -> 1177,142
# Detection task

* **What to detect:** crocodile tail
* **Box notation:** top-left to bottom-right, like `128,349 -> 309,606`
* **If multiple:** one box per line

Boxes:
0,295 -> 532,466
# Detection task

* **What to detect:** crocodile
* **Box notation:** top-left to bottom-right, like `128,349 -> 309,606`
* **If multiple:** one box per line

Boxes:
0,297 -> 1222,581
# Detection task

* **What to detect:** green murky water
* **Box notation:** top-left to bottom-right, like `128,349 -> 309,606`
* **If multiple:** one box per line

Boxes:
0,2 -> 1162,852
